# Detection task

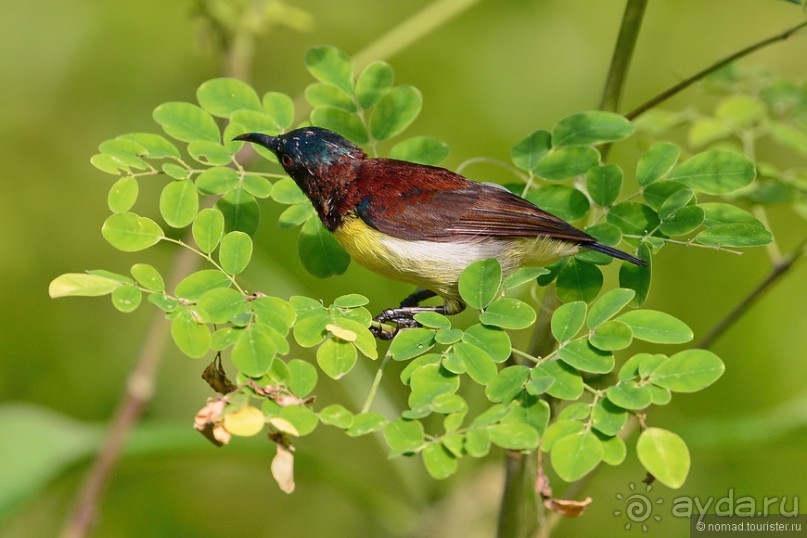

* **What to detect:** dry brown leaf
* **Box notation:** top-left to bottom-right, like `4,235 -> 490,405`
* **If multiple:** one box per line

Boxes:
271,444 -> 295,494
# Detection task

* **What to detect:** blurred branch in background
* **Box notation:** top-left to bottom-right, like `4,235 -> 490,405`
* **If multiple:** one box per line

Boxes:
599,0 -> 648,113
697,237 -> 806,349
626,20 -> 807,120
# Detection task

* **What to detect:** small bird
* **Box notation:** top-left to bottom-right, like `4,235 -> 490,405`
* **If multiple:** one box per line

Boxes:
235,127 -> 645,338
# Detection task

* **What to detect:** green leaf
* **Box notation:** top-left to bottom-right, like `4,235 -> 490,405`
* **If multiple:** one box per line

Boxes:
316,338 -> 357,379
479,298 -> 536,330
600,435 -> 627,466
346,412 -> 387,437
369,85 -> 422,141
262,92 -> 295,131
462,324 -> 511,362
383,419 -> 425,453
585,164 -> 623,207
591,398 -> 627,436
187,141 -> 231,166
305,45 -> 354,94
668,149 -> 755,195
458,258 -> 502,309
318,404 -> 353,429
618,243 -> 651,306
218,231 -> 252,274
130,264 -> 164,292
550,431 -> 603,481
688,117 -> 731,148
636,142 -> 680,186
107,176 -> 138,213
533,361 -> 583,400
408,363 -> 459,409
355,61 -> 394,109
465,428 -> 491,457
192,208 -> 225,254
284,359 -> 317,398
196,77 -> 261,118
390,136 -> 450,165
649,349 -> 724,393
161,163 -> 189,179
118,133 -> 180,160
332,294 -> 369,308
502,267 -> 548,290
589,320 -> 633,351
511,130 -> 552,171
699,202 -> 764,228
642,180 -> 688,211
435,328 -> 463,345
305,83 -> 356,112
195,167 -> 239,195
552,111 -> 634,147
659,205 -> 704,236
535,147 -> 599,180
174,270 -> 232,300
49,273 -> 121,298
558,340 -> 614,374
636,428 -> 690,489
271,178 -> 308,205
485,366 -> 529,403
101,213 -> 163,252
558,402 -> 589,421
98,139 -> 147,169
298,218 -> 351,278
551,301 -> 587,342
111,285 -> 141,313
217,188 -> 260,236
617,310 -> 693,344
170,309 -> 210,359
278,405 -> 318,436
715,94 -> 766,127
452,342 -> 497,385
526,185 -> 590,221
153,102 -> 219,143
422,443 -> 457,479
658,187 -> 695,220
253,297 -> 296,335
556,259 -> 603,303
587,288 -> 635,328
310,107 -> 368,144
525,375 -> 554,396
769,121 -> 807,155
91,153 -> 129,175
279,203 -> 315,228
694,223 -> 772,247
607,202 -> 659,235
159,180 -> 198,228
389,328 -> 435,361
232,326 -> 277,376
197,288 -> 247,324
541,420 -> 584,452
413,311 -> 451,329
606,381 -> 651,410
488,422 -> 539,451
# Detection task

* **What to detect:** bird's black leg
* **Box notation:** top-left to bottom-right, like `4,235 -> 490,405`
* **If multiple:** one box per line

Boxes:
399,288 -> 437,308
370,290 -> 464,340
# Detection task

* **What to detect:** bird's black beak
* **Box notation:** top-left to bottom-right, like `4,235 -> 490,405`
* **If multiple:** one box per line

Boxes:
233,133 -> 277,153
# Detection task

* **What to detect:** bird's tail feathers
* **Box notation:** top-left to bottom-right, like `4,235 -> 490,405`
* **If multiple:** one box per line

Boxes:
585,242 -> 647,266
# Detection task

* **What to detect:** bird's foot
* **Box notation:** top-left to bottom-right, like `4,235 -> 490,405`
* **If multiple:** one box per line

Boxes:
370,307 -> 425,340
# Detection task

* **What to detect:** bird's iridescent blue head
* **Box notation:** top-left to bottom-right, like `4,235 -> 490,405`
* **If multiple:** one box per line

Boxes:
234,126 -> 365,183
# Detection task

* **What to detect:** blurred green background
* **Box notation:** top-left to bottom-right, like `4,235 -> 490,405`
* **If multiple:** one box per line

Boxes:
1,1 -> 805,536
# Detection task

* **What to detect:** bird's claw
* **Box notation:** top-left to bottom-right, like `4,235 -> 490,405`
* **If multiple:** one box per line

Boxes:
370,308 -> 423,340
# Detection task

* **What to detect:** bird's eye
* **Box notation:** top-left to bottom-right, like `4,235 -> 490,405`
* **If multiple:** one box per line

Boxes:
281,154 -> 293,167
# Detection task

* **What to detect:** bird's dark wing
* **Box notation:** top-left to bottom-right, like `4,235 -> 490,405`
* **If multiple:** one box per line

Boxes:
352,159 -> 594,244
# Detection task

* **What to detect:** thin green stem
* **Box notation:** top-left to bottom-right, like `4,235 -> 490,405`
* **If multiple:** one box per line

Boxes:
626,20 -> 807,120
622,234 -> 745,255
361,352 -> 392,414
599,0 -> 649,112
510,347 -> 542,364
163,238 -> 247,294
